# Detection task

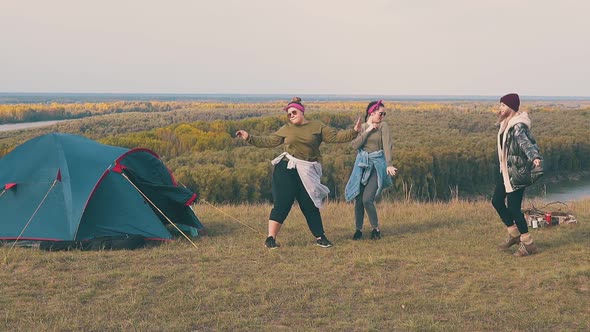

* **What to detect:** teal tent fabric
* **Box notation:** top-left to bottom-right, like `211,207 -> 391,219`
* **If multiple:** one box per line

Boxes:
115,149 -> 199,228
0,133 -> 203,243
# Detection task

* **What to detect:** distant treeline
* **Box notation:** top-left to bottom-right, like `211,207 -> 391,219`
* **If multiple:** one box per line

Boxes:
0,101 -> 291,124
1,101 -> 589,203
3,99 -> 588,124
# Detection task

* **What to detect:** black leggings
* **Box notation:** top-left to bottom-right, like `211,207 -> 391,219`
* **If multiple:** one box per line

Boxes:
491,173 -> 528,234
269,160 -> 324,237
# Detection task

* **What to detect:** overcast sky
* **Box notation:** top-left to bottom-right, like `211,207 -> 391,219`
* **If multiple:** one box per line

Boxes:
1,0 -> 589,96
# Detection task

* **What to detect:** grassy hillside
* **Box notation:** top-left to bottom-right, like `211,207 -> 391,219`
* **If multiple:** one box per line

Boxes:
2,199 -> 588,331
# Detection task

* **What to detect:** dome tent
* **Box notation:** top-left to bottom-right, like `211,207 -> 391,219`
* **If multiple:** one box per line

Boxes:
0,133 -> 204,250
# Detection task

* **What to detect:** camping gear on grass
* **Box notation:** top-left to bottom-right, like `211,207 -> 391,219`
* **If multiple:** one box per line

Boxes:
523,202 -> 578,229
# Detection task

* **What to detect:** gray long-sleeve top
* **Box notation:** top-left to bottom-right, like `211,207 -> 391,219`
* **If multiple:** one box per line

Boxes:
350,121 -> 393,166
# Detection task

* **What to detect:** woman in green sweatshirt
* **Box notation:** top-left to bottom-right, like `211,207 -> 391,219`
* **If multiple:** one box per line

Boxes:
236,97 -> 362,249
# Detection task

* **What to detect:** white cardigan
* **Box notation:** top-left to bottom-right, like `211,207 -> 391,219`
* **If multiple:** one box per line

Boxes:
271,152 -> 330,208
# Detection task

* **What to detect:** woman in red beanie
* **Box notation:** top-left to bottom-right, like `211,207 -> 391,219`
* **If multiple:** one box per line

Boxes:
492,93 -> 544,256
236,97 -> 362,249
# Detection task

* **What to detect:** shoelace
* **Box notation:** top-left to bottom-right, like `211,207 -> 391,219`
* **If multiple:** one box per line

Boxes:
518,242 -> 529,255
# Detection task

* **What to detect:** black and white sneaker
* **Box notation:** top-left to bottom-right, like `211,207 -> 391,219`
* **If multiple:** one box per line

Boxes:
370,229 -> 381,240
352,230 -> 363,240
265,236 -> 279,249
316,235 -> 333,248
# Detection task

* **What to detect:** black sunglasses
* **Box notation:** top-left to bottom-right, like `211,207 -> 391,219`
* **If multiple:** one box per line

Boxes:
287,110 -> 299,117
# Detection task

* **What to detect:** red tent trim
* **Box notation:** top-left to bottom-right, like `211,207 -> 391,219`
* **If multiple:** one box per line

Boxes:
111,163 -> 127,173
144,237 -> 173,242
115,148 -> 178,185
185,193 -> 198,206
115,148 -> 161,163
81,148 -> 180,225
81,148 -> 160,217
0,236 -> 171,242
77,169 -> 112,238
74,148 -> 193,239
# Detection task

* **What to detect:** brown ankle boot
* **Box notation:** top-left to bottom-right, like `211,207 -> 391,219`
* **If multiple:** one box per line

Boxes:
514,242 -> 538,257
498,235 -> 521,250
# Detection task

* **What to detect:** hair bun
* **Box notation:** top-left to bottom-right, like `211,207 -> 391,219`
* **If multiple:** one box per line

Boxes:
291,97 -> 302,103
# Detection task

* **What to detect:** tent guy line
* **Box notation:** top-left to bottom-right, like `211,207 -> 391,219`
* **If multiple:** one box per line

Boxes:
121,172 -> 198,249
3,179 -> 58,264
199,198 -> 265,236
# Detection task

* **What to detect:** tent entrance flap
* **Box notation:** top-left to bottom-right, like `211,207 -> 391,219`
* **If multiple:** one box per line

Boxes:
121,169 -> 203,230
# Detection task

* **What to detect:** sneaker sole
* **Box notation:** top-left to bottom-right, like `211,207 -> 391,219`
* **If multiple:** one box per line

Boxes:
316,243 -> 333,248
514,250 -> 539,257
264,243 -> 280,249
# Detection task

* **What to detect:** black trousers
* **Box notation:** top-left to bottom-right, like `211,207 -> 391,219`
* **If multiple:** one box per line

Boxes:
269,160 -> 324,237
491,172 -> 528,234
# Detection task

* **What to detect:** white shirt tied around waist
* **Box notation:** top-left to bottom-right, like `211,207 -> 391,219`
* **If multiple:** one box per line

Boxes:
271,152 -> 330,209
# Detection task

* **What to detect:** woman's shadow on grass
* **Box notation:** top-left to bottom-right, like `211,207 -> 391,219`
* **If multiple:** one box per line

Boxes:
390,217 -> 469,236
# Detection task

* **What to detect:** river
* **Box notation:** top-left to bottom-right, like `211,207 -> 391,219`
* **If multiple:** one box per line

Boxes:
538,177 -> 590,202
0,120 -> 68,132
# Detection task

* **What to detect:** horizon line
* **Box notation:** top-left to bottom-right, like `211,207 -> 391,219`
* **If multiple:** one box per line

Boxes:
1,92 -> 590,98
0,91 -> 590,98
1,92 -> 590,103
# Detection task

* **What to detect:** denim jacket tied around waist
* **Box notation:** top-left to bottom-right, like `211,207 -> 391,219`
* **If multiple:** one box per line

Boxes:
344,149 -> 392,202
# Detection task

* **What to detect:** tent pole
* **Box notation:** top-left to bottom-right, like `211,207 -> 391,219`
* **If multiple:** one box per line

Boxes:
120,173 -> 199,249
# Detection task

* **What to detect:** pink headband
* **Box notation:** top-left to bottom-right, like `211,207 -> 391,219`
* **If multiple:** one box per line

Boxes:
367,100 -> 383,115
283,103 -> 305,113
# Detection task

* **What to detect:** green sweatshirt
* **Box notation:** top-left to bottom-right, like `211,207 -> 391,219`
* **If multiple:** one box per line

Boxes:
350,121 -> 393,166
247,120 -> 358,162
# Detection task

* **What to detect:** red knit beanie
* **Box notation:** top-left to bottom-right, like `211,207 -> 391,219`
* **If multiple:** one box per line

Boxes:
500,93 -> 520,112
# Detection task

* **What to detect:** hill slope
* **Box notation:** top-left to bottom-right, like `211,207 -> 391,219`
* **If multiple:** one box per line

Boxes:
1,199 -> 588,331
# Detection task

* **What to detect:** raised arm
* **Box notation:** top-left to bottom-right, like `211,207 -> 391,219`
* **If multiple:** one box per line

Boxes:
351,123 -> 371,150
321,121 -> 360,144
236,129 -> 284,148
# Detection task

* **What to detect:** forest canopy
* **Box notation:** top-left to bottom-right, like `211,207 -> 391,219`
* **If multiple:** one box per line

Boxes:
1,100 -> 589,203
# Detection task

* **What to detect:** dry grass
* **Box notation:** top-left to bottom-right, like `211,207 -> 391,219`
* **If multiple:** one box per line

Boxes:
1,199 -> 589,331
